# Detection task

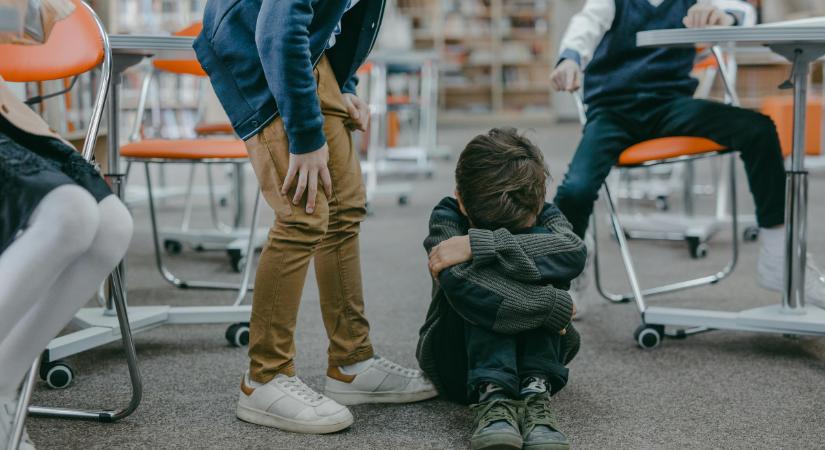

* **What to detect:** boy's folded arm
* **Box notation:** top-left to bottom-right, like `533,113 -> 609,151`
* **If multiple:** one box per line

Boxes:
423,197 -> 468,254
468,203 -> 587,284
438,265 -> 574,335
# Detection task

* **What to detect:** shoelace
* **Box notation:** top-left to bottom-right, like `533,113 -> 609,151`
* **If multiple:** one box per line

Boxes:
470,398 -> 521,431
523,393 -> 558,432
280,377 -> 324,404
376,357 -> 418,377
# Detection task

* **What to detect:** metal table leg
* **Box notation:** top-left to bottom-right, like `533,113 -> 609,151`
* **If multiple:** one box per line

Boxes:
769,45 -> 825,313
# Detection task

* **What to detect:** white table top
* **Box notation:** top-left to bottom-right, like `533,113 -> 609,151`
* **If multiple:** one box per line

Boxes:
638,20 -> 825,48
109,34 -> 195,59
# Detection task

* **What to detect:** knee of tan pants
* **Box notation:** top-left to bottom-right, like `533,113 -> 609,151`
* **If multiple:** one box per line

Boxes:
268,196 -> 332,247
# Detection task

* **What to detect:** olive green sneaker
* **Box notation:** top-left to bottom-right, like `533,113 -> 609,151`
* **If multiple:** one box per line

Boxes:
469,398 -> 523,450
522,391 -> 569,450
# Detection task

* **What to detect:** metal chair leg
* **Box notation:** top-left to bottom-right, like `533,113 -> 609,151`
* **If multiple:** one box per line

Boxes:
144,162 -> 254,291
603,184 -> 648,316
28,266 -> 142,422
9,358 -> 38,450
593,155 -> 740,303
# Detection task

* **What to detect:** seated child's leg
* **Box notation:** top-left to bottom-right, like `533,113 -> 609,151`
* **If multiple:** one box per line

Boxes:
465,324 -> 523,450
516,328 -> 572,449
553,112 -> 639,238
517,328 -> 569,396
465,324 -> 520,400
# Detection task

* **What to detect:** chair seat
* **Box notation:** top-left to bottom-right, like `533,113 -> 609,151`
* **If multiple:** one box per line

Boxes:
121,139 -> 248,160
618,137 -> 727,167
194,122 -> 235,136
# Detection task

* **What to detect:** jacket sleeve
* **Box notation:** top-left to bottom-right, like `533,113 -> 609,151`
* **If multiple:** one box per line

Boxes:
341,74 -> 359,95
438,265 -> 574,335
468,203 -> 587,287
256,0 -> 326,155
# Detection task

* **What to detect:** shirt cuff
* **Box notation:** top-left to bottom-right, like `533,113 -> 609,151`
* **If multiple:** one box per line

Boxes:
557,49 -> 582,68
468,228 -> 496,267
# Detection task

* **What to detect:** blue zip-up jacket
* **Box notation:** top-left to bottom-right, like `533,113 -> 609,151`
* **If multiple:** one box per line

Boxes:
194,0 -> 386,153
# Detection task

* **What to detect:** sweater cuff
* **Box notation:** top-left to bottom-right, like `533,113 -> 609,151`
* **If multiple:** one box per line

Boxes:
468,228 -> 496,267
543,290 -> 574,333
288,126 -> 327,155
557,49 -> 582,68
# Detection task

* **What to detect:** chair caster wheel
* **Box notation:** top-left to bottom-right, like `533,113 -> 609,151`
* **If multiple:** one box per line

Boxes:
655,195 -> 669,211
40,360 -> 75,389
634,324 -> 664,349
227,249 -> 245,273
687,237 -> 708,259
226,323 -> 250,347
164,239 -> 183,255
398,195 -> 409,206
743,226 -> 760,242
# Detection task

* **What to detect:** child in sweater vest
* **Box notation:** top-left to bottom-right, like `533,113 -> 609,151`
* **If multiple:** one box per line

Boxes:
551,0 -> 825,310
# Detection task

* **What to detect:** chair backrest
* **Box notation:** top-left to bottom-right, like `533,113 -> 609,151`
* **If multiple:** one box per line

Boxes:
0,0 -> 105,82
0,0 -> 110,161
152,23 -> 206,77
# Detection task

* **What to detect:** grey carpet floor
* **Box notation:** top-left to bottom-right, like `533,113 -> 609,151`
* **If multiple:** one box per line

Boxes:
26,124 -> 825,449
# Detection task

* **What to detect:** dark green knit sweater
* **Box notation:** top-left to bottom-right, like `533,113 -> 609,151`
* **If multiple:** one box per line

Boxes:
417,197 -> 586,400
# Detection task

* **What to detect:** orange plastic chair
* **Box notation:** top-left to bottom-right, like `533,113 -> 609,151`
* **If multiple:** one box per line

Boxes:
575,46 -> 745,351
0,0 -> 111,160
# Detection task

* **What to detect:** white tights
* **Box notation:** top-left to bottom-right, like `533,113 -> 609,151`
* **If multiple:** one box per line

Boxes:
0,186 -> 133,397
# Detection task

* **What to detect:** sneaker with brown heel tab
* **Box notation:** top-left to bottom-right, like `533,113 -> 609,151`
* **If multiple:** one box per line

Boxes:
236,371 -> 353,434
324,356 -> 438,405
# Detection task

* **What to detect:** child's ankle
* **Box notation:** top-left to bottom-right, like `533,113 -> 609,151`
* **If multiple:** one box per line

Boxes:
520,376 -> 549,398
477,382 -> 509,402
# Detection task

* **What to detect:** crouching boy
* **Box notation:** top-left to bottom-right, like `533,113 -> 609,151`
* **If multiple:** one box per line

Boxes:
417,128 -> 586,450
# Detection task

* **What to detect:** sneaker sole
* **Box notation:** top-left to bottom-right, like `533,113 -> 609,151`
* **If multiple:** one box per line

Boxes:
324,387 -> 438,406
523,441 -> 570,450
236,403 -> 353,434
470,432 -> 523,450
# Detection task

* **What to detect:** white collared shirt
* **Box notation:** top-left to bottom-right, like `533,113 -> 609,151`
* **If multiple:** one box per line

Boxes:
560,0 -> 756,68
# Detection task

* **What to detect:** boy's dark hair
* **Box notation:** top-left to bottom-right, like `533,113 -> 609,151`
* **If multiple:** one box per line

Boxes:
455,127 -> 549,231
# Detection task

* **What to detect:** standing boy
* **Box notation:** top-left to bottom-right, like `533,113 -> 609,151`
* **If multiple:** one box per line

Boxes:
195,0 -> 435,434
551,0 -> 825,305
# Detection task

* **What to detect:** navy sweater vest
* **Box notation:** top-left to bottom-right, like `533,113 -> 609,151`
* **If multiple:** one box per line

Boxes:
583,0 -> 699,106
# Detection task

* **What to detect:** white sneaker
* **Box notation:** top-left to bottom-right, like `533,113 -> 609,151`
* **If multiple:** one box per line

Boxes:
1,395 -> 35,450
236,372 -> 353,434
758,252 -> 825,309
324,356 -> 438,405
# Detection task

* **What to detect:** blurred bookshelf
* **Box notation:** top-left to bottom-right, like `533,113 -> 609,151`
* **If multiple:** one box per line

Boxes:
397,0 -> 556,124
89,0 -> 209,140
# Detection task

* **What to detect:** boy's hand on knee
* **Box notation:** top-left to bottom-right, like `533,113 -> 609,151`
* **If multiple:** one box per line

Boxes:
428,235 -> 472,278
281,144 -> 333,214
550,59 -> 582,92
683,3 -> 735,28
342,93 -> 369,132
